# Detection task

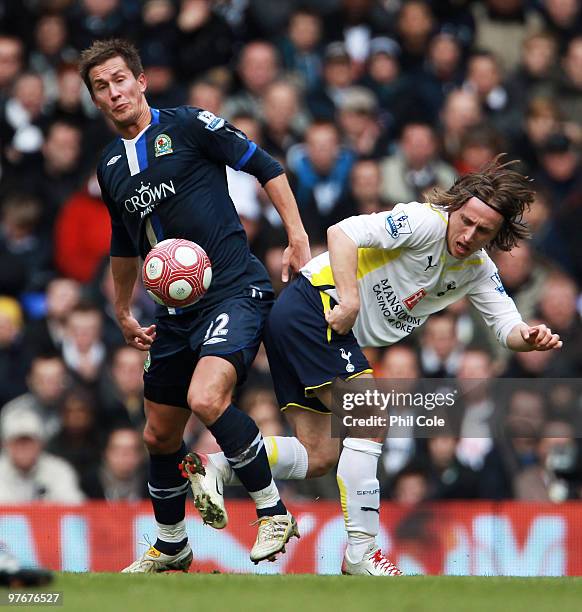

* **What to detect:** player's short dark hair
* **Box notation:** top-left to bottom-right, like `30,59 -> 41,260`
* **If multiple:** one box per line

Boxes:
79,38 -> 143,96
430,155 -> 534,251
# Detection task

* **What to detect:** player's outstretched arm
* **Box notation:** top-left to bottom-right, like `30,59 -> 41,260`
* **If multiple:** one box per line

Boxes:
506,322 -> 563,352
325,225 -> 360,335
111,256 -> 156,351
263,174 -> 311,281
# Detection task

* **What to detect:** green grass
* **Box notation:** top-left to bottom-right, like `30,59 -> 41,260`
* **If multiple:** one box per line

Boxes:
11,574 -> 582,612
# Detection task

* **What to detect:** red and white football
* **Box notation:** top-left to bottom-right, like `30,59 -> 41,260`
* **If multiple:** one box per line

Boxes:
142,238 -> 212,308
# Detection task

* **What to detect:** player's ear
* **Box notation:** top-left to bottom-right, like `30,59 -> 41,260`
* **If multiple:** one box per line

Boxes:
137,72 -> 147,93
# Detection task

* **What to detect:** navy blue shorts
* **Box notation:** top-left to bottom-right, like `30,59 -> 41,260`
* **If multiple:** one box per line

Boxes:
144,291 -> 273,409
263,275 -> 371,415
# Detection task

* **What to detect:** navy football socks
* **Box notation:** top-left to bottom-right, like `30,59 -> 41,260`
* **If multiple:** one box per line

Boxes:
148,443 -> 189,553
209,405 -> 286,517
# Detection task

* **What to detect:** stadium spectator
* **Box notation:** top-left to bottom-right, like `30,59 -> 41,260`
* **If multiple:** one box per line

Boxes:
14,120 -> 85,233
67,0 -> 131,53
0,72 -> 47,163
29,14 -> 77,103
425,435 -> 480,499
80,428 -> 148,501
223,40 -> 279,120
417,30 -> 465,120
391,464 -> 430,505
508,33 -> 558,114
140,46 -> 185,110
0,407 -> 84,503
440,89 -> 483,161
1,354 -> 68,440
511,98 -> 563,173
336,86 -> 390,158
46,386 -> 103,477
187,78 -> 224,115
357,36 -> 419,138
514,420 -> 577,501
53,174 -> 110,283
62,303 -> 106,385
49,64 -> 95,129
554,36 -> 582,125
493,242 -> 549,325
137,0 -> 177,67
455,123 -> 503,175
471,0 -> 544,73
278,8 -> 323,90
455,349 -> 496,470
535,131 -> 581,211
479,388 -> 546,499
395,0 -> 436,72
419,312 -> 463,378
379,345 -> 420,478
537,274 -> 582,376
0,193 -> 52,293
336,159 -> 390,222
0,297 -> 28,407
306,42 -> 354,121
380,121 -> 456,203
539,0 -> 582,53
0,35 -> 23,102
174,0 -> 235,83
286,120 -> 355,242
98,346 -> 146,431
464,51 -> 518,137
22,277 -> 81,359
261,80 -> 303,159
324,0 -> 392,67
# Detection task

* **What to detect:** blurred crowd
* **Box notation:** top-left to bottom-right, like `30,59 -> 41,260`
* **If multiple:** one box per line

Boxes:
0,0 -> 581,507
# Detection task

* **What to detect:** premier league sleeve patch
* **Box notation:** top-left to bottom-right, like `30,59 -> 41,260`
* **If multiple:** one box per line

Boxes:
196,110 -> 225,132
490,272 -> 506,295
386,212 -> 412,238
154,133 -> 173,157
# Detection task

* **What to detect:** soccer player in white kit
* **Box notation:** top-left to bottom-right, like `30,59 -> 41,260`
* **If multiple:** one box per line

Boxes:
200,158 -> 563,575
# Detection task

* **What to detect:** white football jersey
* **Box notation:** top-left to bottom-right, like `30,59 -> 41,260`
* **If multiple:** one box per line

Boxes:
300,201 -> 523,348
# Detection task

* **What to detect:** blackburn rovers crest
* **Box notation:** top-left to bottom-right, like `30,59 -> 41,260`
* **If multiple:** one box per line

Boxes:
154,133 -> 173,157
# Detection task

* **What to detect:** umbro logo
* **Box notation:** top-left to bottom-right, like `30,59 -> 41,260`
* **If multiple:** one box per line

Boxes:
107,155 -> 122,166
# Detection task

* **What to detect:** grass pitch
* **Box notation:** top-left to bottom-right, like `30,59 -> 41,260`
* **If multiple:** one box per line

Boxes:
12,573 -> 582,612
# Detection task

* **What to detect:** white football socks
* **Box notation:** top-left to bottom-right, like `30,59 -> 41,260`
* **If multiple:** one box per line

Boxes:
209,436 -> 309,484
337,438 -> 383,564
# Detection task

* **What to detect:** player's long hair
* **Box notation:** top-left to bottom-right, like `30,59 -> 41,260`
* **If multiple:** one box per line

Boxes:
430,155 -> 534,251
79,39 -> 143,96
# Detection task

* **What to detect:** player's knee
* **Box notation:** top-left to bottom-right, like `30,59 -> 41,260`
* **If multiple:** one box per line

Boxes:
143,423 -> 180,453
187,389 -> 229,424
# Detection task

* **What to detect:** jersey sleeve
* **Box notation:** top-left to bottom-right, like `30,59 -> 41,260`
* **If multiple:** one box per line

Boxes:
466,256 -> 524,348
336,202 -> 448,251
185,108 -> 283,185
97,166 -> 138,257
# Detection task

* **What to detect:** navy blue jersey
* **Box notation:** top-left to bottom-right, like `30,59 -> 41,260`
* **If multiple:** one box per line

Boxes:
96,106 -> 283,315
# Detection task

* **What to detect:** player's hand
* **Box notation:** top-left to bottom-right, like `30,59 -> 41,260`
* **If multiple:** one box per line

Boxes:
325,301 -> 359,335
119,315 -> 156,351
521,324 -> 562,351
281,233 -> 311,282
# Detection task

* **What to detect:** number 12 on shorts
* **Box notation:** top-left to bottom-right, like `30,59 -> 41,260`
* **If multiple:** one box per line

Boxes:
203,313 -> 230,345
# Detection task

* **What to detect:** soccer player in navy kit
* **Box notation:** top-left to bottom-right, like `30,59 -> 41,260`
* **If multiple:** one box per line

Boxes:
79,39 -> 311,572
